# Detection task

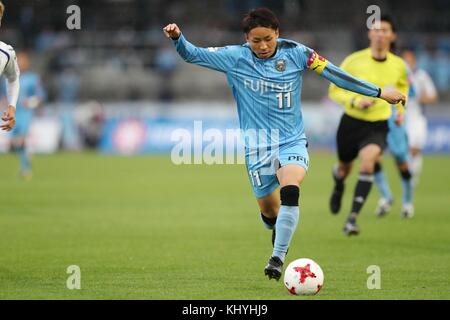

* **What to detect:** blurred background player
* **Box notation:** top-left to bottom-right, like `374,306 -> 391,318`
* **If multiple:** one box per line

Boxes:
9,51 -> 45,179
328,16 -> 409,235
402,48 -> 439,185
373,101 -> 414,219
375,48 -> 439,218
0,1 -> 20,132
164,8 -> 405,280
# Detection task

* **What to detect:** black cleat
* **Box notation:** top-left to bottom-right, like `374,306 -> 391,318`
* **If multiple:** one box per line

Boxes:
343,221 -> 360,236
264,256 -> 283,281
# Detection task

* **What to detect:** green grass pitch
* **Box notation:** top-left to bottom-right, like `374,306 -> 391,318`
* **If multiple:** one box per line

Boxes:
0,152 -> 449,299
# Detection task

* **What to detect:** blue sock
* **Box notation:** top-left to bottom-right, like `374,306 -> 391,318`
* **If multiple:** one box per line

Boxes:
19,147 -> 31,172
374,169 -> 392,201
401,172 -> 413,205
272,205 -> 299,262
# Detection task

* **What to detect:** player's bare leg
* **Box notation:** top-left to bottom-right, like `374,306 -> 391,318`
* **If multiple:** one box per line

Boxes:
344,144 -> 380,235
264,164 -> 306,280
11,136 -> 32,180
330,161 -> 352,214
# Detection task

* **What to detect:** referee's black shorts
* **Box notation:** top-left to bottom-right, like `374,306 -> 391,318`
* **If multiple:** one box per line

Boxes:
336,113 -> 388,163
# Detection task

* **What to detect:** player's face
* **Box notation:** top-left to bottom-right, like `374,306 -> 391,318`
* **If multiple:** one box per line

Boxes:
17,53 -> 30,72
246,27 -> 279,59
368,21 -> 396,51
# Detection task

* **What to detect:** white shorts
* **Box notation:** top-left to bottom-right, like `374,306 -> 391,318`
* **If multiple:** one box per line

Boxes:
406,113 -> 427,150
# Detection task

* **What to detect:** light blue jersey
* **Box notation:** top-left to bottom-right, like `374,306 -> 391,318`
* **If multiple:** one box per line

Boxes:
172,34 -> 381,197
11,71 -> 45,136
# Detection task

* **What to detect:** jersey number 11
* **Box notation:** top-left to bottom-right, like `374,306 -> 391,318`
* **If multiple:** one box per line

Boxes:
276,92 -> 292,109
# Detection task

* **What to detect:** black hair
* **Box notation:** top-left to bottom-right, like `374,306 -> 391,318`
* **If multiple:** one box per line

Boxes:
241,8 -> 279,34
380,14 -> 397,33
369,14 -> 397,53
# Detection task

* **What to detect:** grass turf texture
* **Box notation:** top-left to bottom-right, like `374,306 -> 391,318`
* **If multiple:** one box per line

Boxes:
0,152 -> 449,299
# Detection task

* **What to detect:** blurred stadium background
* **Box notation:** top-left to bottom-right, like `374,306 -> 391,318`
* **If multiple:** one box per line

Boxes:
0,0 -> 449,155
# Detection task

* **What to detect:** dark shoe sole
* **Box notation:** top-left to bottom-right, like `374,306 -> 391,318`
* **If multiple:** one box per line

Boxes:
343,229 -> 360,236
264,267 -> 282,281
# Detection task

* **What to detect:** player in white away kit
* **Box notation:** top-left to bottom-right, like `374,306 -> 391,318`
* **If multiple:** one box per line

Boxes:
401,49 -> 438,185
0,1 -> 20,132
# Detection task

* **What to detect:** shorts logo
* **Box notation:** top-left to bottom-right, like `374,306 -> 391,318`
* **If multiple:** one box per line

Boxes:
275,59 -> 286,72
288,155 -> 308,166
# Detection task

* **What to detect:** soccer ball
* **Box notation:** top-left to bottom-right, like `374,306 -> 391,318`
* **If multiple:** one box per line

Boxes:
284,258 -> 324,296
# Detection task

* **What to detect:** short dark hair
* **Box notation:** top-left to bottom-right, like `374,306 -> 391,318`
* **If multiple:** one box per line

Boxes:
380,14 -> 397,33
241,8 -> 279,34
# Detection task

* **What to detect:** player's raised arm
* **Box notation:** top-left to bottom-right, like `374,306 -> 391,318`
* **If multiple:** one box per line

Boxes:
162,23 -> 239,73
305,49 -> 405,106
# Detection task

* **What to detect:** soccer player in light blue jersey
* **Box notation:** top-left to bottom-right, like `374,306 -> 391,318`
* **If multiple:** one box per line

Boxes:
163,8 -> 406,281
374,49 -> 438,219
10,51 -> 45,179
373,103 -> 414,219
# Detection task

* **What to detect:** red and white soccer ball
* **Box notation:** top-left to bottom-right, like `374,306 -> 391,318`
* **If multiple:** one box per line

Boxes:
284,258 -> 324,296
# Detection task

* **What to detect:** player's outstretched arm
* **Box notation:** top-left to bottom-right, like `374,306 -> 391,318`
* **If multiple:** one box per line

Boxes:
307,50 -> 405,106
162,23 -> 239,73
322,62 -> 405,106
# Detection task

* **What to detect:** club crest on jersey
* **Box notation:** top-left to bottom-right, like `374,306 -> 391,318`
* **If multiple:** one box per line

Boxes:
275,59 -> 286,72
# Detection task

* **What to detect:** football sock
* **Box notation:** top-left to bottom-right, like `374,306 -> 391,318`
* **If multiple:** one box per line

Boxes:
19,146 -> 31,173
260,212 -> 277,230
373,163 -> 393,201
332,165 -> 344,192
348,173 -> 373,223
409,154 -> 423,185
400,169 -> 413,205
273,185 -> 299,263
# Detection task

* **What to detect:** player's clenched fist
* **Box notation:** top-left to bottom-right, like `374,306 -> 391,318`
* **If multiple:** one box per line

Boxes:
380,89 -> 406,106
1,105 -> 15,131
163,23 -> 181,39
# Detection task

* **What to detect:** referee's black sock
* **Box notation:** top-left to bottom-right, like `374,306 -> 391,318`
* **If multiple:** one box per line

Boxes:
333,166 -> 344,191
348,173 -> 374,222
